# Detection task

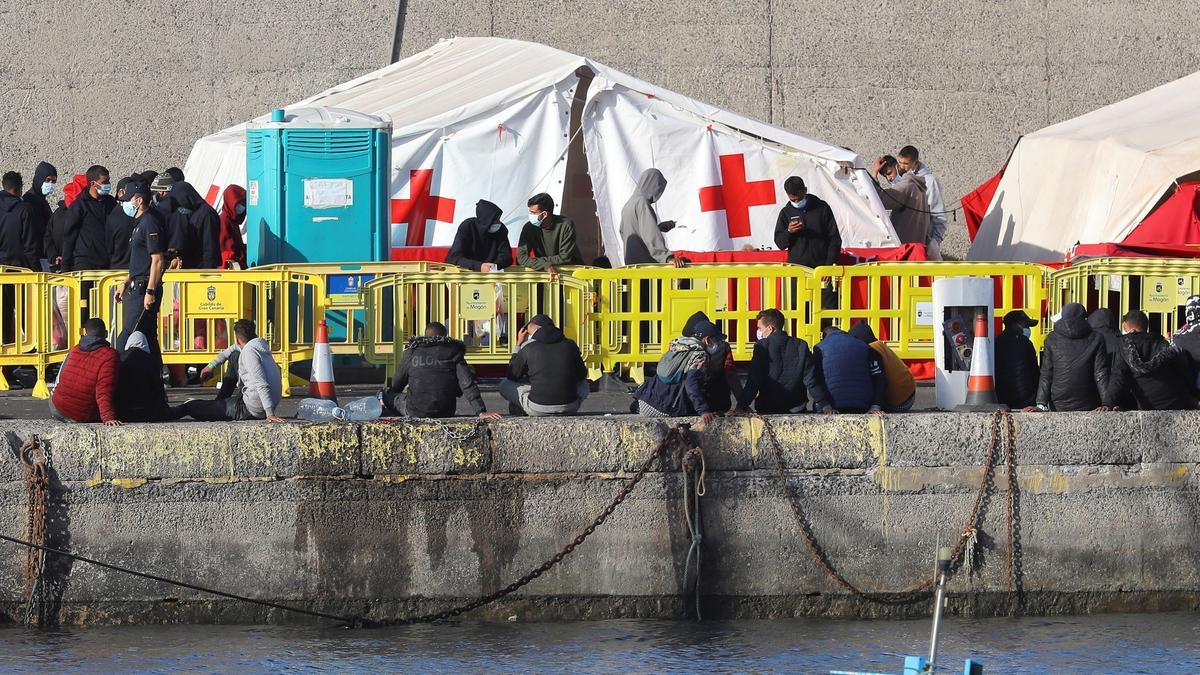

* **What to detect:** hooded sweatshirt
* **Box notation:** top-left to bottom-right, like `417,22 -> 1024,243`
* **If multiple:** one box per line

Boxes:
849,322 -> 914,408
47,174 -> 89,269
170,182 -> 221,268
62,182 -> 117,272
1087,308 -> 1133,409
634,337 -> 711,416
51,334 -> 119,423
876,172 -> 930,246
1107,330 -> 1195,410
1035,303 -> 1111,411
219,185 -> 247,268
0,190 -> 38,269
445,200 -> 512,271
116,331 -> 171,422
620,169 -> 671,265
21,161 -> 56,262
506,325 -> 588,406
913,162 -> 947,245
385,335 -> 487,418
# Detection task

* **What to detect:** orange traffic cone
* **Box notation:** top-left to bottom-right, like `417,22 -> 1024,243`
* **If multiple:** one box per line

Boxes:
309,320 -> 338,403
958,312 -> 1006,411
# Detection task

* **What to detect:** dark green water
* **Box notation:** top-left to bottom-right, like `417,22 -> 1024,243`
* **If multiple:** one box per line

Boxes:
0,612 -> 1196,673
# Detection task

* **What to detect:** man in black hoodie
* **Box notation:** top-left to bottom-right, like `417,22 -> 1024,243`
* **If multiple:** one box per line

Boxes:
1106,310 -> 1195,410
381,322 -> 499,419
445,200 -> 513,272
0,172 -> 39,270
62,165 -> 115,272
21,161 -> 56,270
773,176 -> 841,268
169,181 -> 221,269
500,315 -> 589,416
1087,307 -> 1134,410
1028,303 -> 1112,412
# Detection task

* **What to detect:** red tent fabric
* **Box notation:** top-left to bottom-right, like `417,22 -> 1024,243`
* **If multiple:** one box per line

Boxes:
1122,181 -> 1200,247
961,167 -> 1005,241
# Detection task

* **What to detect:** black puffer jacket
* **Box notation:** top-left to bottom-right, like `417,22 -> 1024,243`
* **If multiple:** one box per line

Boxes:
384,336 -> 486,418
773,194 -> 841,268
61,190 -> 116,272
737,330 -> 830,413
445,200 -> 513,271
994,327 -> 1039,409
1036,308 -> 1111,411
1109,332 -> 1196,410
1088,308 -> 1134,409
506,326 -> 588,406
116,348 -> 171,422
21,161 -> 56,262
0,191 -> 38,269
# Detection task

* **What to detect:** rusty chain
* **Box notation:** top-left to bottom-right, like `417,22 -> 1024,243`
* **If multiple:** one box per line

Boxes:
19,435 -> 50,626
744,410 -> 1017,606
375,425 -> 691,627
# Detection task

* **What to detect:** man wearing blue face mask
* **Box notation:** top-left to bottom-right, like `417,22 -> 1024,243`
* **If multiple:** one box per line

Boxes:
995,309 -> 1040,410
21,161 -> 56,270
445,199 -> 513,272
61,165 -> 116,273
774,176 -> 841,268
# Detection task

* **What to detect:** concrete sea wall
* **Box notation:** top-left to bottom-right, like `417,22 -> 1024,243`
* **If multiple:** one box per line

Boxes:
0,411 -> 1198,625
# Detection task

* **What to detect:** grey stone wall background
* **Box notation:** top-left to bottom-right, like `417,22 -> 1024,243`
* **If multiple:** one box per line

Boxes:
2,1 -> 1197,257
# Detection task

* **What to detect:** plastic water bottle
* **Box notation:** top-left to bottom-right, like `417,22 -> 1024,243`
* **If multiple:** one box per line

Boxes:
296,398 -> 347,422
343,394 -> 383,422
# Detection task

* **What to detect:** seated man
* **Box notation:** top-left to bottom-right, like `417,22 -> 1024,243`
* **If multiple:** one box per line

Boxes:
814,325 -> 886,414
735,309 -> 830,414
382,322 -> 499,419
517,193 -> 583,275
633,320 -> 722,424
1028,303 -> 1111,412
115,331 -> 171,422
173,319 -> 284,422
49,318 -> 121,426
1106,310 -> 1196,411
994,310 -> 1040,410
682,311 -> 742,413
499,315 -> 589,416
848,321 -> 915,412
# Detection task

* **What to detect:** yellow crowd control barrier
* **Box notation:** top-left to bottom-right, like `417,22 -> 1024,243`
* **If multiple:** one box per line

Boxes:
1047,257 -> 1200,337
256,262 -> 449,355
361,269 -> 593,374
97,270 -> 324,396
809,262 -> 1053,360
0,270 -> 81,398
571,264 -> 816,382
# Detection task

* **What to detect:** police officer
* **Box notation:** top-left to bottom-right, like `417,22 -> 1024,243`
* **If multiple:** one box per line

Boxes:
113,180 -> 166,355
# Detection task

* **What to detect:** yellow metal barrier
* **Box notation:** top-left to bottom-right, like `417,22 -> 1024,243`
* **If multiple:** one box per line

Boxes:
0,270 -> 81,398
810,262 -> 1052,360
361,269 -> 592,374
1048,257 -> 1200,336
97,270 -> 324,396
571,264 -> 816,382
255,262 -> 449,355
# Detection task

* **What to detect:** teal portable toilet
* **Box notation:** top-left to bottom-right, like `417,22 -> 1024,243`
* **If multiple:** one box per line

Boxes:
245,106 -> 392,266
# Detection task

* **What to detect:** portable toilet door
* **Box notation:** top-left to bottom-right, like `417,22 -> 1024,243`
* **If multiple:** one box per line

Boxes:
246,107 -> 392,266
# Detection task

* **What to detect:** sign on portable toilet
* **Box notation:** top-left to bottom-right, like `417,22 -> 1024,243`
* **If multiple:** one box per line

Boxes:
932,277 -> 996,410
245,107 -> 393,266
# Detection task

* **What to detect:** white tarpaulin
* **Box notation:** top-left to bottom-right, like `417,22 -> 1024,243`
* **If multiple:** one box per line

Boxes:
185,37 -> 895,260
969,70 -> 1200,262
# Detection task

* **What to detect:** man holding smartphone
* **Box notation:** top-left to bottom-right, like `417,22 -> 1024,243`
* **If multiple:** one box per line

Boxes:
773,176 -> 841,268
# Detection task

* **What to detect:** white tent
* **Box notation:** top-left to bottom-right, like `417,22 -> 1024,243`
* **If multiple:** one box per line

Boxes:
969,71 -> 1200,262
186,37 -> 896,265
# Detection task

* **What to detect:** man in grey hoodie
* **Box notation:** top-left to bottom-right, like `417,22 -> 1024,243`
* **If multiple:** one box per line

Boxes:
173,319 -> 284,422
619,168 -> 683,267
871,155 -> 931,247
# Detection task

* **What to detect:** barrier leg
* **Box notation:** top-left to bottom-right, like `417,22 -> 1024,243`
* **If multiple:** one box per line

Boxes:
0,369 -> 9,392
32,364 -> 50,400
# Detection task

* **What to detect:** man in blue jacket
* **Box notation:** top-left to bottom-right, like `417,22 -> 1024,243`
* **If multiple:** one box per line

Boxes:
814,325 -> 886,414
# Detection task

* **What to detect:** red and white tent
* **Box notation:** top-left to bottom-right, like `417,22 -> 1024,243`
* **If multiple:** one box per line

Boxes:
968,70 -> 1200,262
185,37 -> 897,264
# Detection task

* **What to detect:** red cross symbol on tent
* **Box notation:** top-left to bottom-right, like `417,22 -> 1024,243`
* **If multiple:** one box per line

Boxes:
391,169 -> 457,246
699,154 -> 776,239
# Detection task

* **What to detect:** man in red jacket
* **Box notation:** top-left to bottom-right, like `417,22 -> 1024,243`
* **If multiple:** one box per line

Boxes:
49,318 -> 121,426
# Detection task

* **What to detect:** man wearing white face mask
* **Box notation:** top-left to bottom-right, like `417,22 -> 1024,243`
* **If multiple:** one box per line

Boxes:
21,161 -> 56,271
517,193 -> 582,277
446,199 -> 513,272
734,309 -> 832,415
61,165 -> 116,273
774,176 -> 840,268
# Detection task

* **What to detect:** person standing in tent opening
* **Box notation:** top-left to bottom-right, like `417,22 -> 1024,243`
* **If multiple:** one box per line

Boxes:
870,155 -> 930,248
517,193 -> 583,277
773,176 -> 840,268
219,185 -> 247,269
620,168 -> 683,267
897,146 -> 947,260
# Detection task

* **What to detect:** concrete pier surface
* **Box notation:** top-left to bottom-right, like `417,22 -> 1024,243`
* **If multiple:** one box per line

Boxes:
0,410 -> 1197,625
